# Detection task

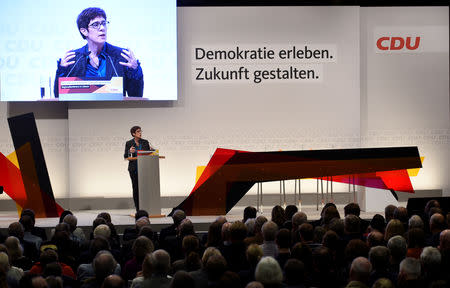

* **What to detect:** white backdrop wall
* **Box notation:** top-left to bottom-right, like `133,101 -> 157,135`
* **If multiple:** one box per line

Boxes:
1,6 -> 448,206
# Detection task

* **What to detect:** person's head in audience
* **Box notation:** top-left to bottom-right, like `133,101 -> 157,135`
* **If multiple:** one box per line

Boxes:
93,217 -> 107,230
245,218 -> 256,237
385,219 -> 405,242
138,225 -> 154,239
0,252 -> 11,273
322,230 -> 339,251
230,221 -> 247,243
255,256 -> 283,287
101,275 -> 125,288
218,271 -> 241,288
170,271 -> 195,288
182,235 -> 199,257
46,275 -> 63,288
328,218 -> 345,237
135,210 -> 149,221
206,221 -> 223,247
387,235 -> 407,265
398,257 -> 421,285
97,212 -> 112,224
206,254 -> 227,282
90,236 -> 111,259
58,210 -> 73,224
261,221 -> 278,242
253,215 -> 268,237
369,214 -> 386,234
202,247 -> 221,267
384,205 -> 396,224
428,207 -> 444,220
372,278 -> 394,288
430,213 -> 445,234
344,214 -> 361,235
344,203 -> 361,217
133,236 -> 154,263
291,242 -> 313,268
408,215 -> 424,230
93,251 -> 117,283
271,205 -> 286,228
320,203 -> 337,218
20,209 -> 36,227
439,229 -> 450,251
245,281 -> 264,288
284,258 -> 305,286
4,236 -> 23,261
292,211 -> 307,233
425,200 -> 440,217
243,206 -> 257,223
39,249 -> 59,267
393,206 -> 408,224
94,224 -> 111,239
313,226 -> 326,244
149,249 -> 171,276
420,246 -> 441,278
135,217 -> 150,232
276,228 -> 291,250
63,214 -> 78,233
312,246 -> 332,274
221,222 -> 232,244
348,257 -> 372,284
369,246 -> 390,272
43,262 -> 62,278
8,222 -> 24,240
19,215 -> 35,232
367,231 -> 384,248
178,219 -> 195,239
298,223 -> 314,243
407,228 -> 425,249
246,244 -> 263,267
215,215 -> 227,226
32,276 -> 48,288
345,239 -> 369,263
285,205 -> 298,222
322,205 -> 340,227
171,209 -> 186,227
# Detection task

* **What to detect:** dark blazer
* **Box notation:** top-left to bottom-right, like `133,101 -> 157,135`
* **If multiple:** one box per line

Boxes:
124,138 -> 151,172
54,42 -> 144,97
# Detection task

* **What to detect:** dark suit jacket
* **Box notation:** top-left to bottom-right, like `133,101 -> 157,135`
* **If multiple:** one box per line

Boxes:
124,138 -> 151,172
54,42 -> 144,97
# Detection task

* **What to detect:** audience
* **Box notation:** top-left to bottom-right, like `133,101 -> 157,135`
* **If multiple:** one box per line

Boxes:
0,201 -> 447,288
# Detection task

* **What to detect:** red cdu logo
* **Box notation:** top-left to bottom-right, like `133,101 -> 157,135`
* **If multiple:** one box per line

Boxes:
376,36 -> 421,51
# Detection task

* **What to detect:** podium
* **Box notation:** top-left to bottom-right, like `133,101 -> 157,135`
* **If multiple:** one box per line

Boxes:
137,151 -> 162,216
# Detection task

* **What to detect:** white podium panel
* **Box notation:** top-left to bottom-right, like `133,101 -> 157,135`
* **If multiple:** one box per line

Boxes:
365,188 -> 399,212
137,154 -> 161,215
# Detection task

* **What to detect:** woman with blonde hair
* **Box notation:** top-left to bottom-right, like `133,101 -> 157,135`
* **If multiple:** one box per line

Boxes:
384,219 -> 405,242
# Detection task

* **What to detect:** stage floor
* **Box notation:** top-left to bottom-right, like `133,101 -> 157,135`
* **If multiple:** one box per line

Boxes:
0,204 -> 383,233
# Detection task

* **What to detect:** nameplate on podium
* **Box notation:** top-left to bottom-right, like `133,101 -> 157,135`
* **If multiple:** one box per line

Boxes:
58,77 -> 123,101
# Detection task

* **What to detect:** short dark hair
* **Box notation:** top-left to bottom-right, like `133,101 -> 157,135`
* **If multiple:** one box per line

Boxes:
77,7 -> 107,39
344,203 -> 361,217
130,126 -> 141,137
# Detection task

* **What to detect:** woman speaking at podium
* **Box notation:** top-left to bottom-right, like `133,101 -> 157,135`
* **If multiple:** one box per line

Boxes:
54,7 -> 144,98
124,126 -> 152,211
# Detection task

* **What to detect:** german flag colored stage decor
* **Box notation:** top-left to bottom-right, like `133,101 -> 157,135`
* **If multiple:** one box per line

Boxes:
0,113 -> 63,218
171,147 -> 422,216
